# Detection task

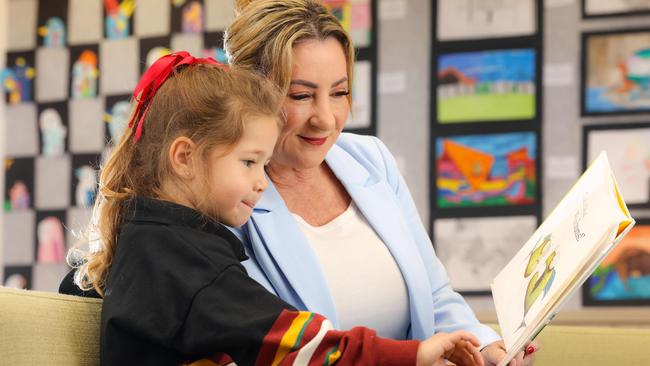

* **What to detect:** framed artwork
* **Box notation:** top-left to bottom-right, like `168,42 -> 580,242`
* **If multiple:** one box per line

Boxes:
582,28 -> 650,116
322,0 -> 373,48
583,123 -> 650,209
583,219 -> 650,306
436,48 -> 537,124
434,131 -> 538,209
434,215 -> 538,294
436,0 -> 537,41
582,0 -> 650,19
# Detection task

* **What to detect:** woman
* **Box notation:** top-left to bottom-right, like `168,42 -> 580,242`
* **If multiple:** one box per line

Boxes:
225,1 -> 536,365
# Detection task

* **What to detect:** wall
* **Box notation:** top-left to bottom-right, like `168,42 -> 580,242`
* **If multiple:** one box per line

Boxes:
377,0 -> 650,312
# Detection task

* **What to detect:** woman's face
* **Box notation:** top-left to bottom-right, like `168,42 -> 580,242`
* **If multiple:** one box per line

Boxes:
272,37 -> 350,170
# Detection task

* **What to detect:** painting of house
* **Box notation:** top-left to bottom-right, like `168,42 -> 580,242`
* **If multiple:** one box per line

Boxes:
437,48 -> 536,123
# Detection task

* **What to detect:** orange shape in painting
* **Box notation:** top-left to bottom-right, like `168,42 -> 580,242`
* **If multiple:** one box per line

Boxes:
443,139 -> 494,190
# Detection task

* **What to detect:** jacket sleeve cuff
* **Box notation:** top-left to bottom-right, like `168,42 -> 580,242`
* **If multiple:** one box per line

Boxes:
373,337 -> 420,365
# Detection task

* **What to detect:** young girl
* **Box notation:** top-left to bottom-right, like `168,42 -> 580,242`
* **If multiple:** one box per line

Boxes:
70,51 -> 484,366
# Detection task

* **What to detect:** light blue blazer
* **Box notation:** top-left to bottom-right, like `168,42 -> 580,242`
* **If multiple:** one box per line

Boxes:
237,133 -> 500,345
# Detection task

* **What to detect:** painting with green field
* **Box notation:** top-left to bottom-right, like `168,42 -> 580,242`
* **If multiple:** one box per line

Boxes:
437,49 -> 537,123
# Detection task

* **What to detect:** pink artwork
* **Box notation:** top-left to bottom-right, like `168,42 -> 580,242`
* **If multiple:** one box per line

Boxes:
37,216 -> 66,264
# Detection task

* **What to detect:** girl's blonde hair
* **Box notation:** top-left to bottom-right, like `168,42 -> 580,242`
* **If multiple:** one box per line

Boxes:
70,65 -> 282,296
225,0 -> 355,101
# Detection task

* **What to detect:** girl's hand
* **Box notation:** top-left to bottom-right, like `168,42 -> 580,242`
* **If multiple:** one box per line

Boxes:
481,340 -> 538,366
416,331 -> 484,366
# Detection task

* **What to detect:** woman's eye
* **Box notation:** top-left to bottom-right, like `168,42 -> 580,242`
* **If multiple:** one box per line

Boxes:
333,90 -> 350,97
289,94 -> 311,101
243,160 -> 255,167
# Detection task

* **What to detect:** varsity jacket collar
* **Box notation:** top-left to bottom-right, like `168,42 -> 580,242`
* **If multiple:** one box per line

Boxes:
126,196 -> 247,261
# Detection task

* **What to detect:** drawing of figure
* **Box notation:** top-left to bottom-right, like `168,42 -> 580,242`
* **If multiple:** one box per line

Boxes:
107,100 -> 131,143
104,0 -> 135,39
38,17 -> 66,47
76,165 -> 98,207
9,181 -> 30,210
1,57 -> 35,104
146,47 -> 172,67
4,273 -> 28,289
37,216 -> 66,264
182,1 -> 203,33
517,234 -> 558,330
71,50 -> 99,99
39,108 -> 67,156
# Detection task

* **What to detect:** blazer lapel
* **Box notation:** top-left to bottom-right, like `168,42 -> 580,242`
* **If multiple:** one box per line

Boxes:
326,145 -> 436,339
248,182 -> 340,325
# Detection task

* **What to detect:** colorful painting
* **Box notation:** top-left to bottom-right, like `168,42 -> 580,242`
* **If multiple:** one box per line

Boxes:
322,0 -> 372,48
585,221 -> 650,305
437,49 -> 536,123
437,0 -> 536,41
583,30 -> 650,115
583,0 -> 650,18
436,132 -> 537,208
2,55 -> 35,104
71,50 -> 99,99
584,123 -> 650,207
104,0 -> 135,40
182,1 -> 204,33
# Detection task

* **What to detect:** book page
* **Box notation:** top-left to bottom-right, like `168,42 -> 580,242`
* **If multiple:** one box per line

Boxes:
491,152 -> 633,357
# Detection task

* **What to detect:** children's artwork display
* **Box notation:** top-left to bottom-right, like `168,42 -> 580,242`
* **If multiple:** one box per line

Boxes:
582,29 -> 650,115
322,0 -> 372,48
584,220 -> 650,306
1,0 -> 378,291
583,123 -> 650,208
435,132 -> 538,208
582,0 -> 650,18
435,215 -> 538,293
436,0 -> 537,41
437,48 -> 537,123
322,0 -> 376,132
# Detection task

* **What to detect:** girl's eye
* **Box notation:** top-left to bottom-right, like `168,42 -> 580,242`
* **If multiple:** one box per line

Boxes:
289,93 -> 311,101
243,160 -> 255,167
333,90 -> 350,98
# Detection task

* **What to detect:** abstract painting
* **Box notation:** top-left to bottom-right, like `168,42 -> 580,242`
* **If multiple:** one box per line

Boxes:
436,132 -> 537,208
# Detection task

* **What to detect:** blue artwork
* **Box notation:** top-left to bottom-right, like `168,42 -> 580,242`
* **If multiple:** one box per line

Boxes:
38,17 -> 66,47
585,31 -> 650,114
437,49 -> 536,122
1,57 -> 35,104
586,223 -> 650,305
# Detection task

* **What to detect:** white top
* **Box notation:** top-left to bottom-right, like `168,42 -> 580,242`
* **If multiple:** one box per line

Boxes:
292,202 -> 410,339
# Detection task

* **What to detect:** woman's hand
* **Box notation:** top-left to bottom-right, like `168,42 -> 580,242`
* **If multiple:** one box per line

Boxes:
480,340 -> 538,366
416,331 -> 484,366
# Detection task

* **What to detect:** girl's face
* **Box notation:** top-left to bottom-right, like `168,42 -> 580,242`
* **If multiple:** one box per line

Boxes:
200,116 -> 279,227
272,37 -> 350,170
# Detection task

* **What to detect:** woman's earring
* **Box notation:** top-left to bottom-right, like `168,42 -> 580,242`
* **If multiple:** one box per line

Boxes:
185,171 -> 191,177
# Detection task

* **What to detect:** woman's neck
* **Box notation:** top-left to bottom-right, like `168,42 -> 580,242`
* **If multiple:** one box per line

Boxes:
266,161 -> 327,189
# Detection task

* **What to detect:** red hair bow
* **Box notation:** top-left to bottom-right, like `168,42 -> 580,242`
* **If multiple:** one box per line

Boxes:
129,51 -> 224,143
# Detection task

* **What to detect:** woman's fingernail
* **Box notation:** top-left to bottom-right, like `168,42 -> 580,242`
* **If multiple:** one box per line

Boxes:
525,345 -> 536,355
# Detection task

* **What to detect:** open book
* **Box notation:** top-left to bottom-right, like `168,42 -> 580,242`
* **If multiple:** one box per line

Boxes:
491,151 -> 635,366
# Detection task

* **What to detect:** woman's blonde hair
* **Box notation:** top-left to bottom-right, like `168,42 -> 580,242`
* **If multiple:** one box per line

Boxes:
70,65 -> 283,296
225,0 -> 355,101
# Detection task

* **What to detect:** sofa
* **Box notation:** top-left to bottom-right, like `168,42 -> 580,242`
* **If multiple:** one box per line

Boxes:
2,286 -> 650,365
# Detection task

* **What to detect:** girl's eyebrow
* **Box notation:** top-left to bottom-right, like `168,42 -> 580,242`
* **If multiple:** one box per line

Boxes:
290,77 -> 348,89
